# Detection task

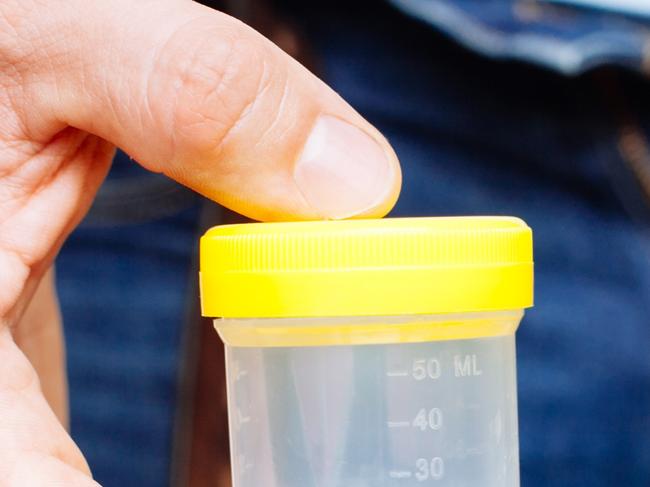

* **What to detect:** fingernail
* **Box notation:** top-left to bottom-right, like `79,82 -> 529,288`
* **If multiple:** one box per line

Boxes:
294,115 -> 396,219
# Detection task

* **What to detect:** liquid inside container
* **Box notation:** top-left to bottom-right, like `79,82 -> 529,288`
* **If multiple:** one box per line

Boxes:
220,311 -> 522,487
199,217 -> 534,487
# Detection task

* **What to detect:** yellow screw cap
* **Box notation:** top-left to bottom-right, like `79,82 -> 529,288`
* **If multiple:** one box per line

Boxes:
200,216 -> 533,319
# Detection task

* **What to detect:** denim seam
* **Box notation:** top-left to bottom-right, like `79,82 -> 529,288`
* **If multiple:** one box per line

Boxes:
389,0 -> 646,75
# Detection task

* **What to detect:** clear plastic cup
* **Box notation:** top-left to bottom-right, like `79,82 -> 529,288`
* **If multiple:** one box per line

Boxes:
200,217 -> 533,487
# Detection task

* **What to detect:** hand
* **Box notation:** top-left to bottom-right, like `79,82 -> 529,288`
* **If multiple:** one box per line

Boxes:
0,0 -> 401,484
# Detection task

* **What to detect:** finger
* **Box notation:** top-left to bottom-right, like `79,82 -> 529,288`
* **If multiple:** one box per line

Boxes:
11,0 -> 401,220
14,267 -> 68,427
0,130 -> 114,323
0,327 -> 90,477
6,454 -> 100,487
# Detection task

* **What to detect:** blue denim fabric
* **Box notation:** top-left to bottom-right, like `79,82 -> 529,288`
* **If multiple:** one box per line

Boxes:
290,5 -> 650,485
56,152 -> 202,487
57,1 -> 650,486
389,0 -> 650,75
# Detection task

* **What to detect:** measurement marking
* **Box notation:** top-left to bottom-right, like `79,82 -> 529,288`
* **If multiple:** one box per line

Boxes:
234,410 -> 251,431
389,470 -> 412,479
387,420 -> 411,428
232,361 -> 248,382
237,454 -> 254,474
386,370 -> 409,377
454,354 -> 482,377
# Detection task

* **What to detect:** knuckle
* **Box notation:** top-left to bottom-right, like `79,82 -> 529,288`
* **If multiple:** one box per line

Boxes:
149,18 -> 269,164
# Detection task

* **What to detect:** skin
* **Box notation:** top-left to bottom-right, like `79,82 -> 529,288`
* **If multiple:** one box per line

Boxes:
0,0 -> 401,484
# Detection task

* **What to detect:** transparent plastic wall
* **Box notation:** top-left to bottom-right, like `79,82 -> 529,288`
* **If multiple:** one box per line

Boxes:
219,311 -> 522,487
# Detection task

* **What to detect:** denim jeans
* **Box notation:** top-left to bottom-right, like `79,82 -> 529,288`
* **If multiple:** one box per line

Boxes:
293,3 -> 650,484
57,1 -> 650,486
56,154 -> 204,487
390,0 -> 650,75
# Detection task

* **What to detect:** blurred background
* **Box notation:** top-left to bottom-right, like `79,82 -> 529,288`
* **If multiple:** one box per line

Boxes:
55,0 -> 650,486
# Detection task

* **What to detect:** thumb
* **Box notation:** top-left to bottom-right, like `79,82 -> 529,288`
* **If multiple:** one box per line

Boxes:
23,0 -> 401,221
